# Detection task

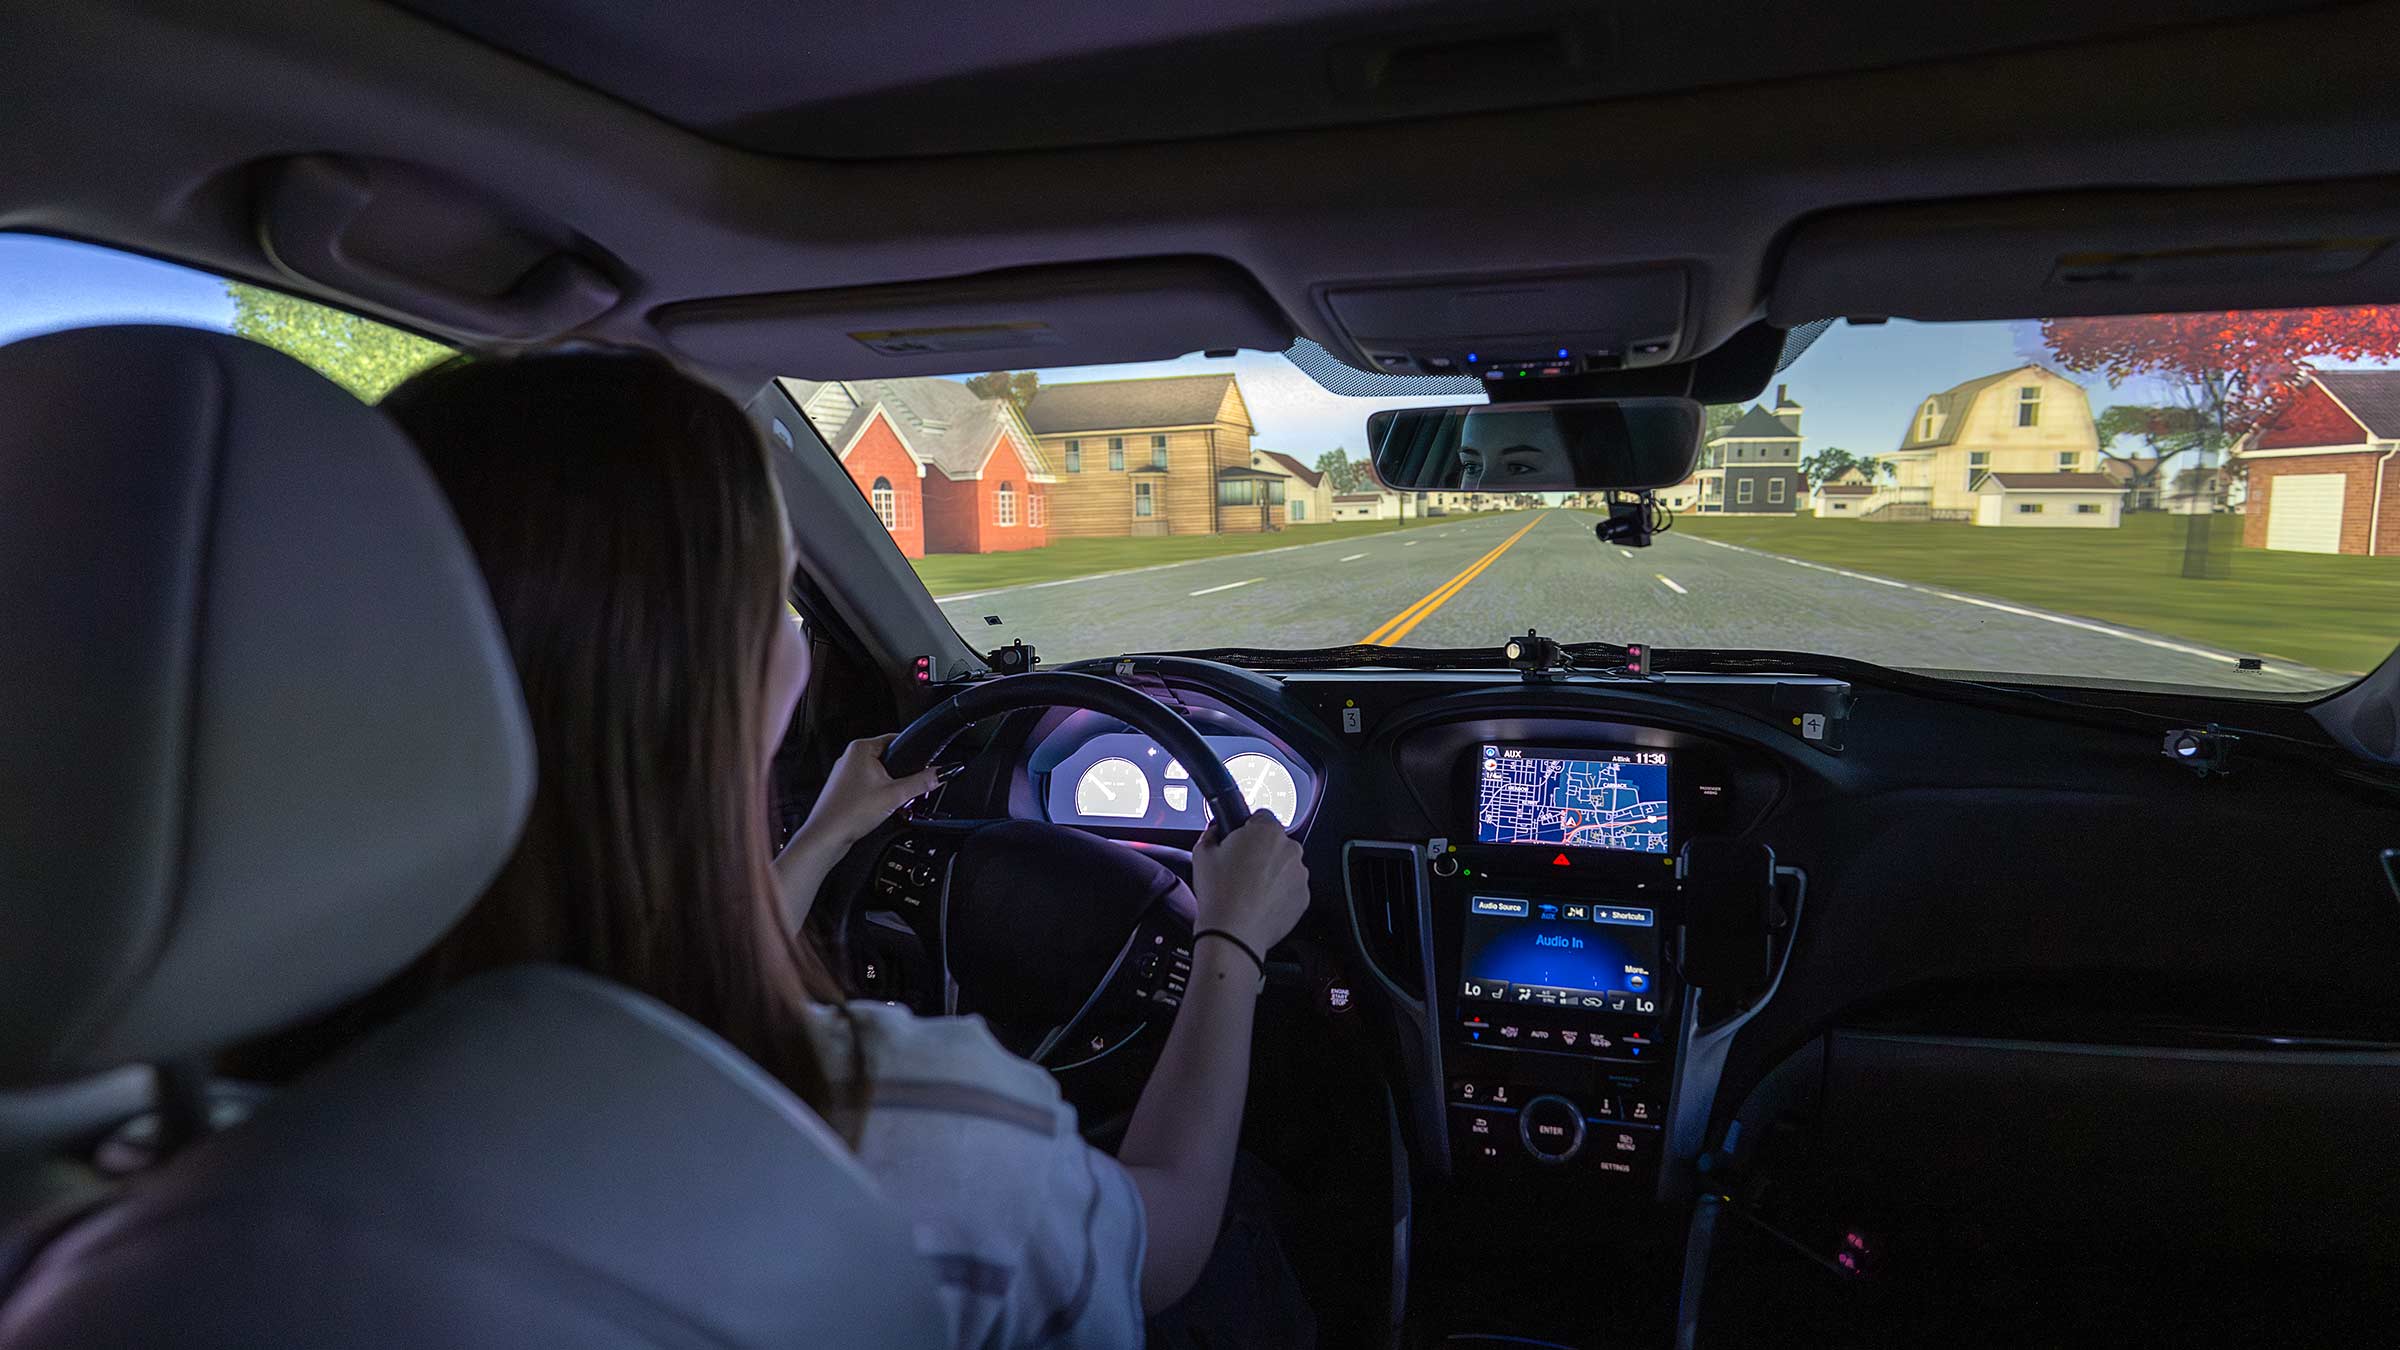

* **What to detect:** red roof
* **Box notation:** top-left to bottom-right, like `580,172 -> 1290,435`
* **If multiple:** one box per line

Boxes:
1255,450 -> 1323,487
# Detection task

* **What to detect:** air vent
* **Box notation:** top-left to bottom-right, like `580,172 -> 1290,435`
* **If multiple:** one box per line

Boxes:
1346,844 -> 1426,1003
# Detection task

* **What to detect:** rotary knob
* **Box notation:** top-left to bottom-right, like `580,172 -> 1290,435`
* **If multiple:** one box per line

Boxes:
1518,1094 -> 1586,1164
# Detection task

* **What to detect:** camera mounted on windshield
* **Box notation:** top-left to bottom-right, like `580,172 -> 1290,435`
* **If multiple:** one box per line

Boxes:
1595,491 -> 1673,549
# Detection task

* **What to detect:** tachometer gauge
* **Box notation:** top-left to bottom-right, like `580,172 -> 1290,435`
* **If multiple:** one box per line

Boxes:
1223,752 -> 1299,826
1074,756 -> 1151,820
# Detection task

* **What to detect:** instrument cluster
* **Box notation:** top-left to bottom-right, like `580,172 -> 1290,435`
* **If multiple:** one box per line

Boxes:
1039,729 -> 1315,833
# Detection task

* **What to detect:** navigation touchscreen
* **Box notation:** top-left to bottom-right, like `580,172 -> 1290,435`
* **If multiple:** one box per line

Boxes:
1458,895 -> 1660,1016
1475,745 -> 1671,853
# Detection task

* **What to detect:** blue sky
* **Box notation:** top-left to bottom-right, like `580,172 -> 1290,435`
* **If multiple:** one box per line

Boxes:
0,231 -> 2297,465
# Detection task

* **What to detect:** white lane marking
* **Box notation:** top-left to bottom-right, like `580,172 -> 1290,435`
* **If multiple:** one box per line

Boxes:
1682,535 -> 2276,670
1618,549 -> 1634,559
1930,591 -> 2271,667
1655,574 -> 1688,595
1189,577 -> 1265,597
1774,553 -> 1910,589
1403,540 -> 1418,546
1339,553 -> 1368,562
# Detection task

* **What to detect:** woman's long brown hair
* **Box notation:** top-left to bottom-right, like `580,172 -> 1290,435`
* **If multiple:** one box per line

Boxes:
382,350 -> 849,1114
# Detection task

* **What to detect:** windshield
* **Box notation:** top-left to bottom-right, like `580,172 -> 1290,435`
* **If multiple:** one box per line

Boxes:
796,312 -> 2399,693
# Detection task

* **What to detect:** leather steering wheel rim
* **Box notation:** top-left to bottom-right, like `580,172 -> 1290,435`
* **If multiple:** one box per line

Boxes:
885,671 -> 1251,833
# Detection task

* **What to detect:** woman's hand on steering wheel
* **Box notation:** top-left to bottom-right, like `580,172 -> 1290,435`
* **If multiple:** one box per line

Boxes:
1191,813 -> 1310,964
801,734 -> 945,853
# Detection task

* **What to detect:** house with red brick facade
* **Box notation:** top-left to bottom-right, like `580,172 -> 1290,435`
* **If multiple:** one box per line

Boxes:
781,377 -> 1054,558
2238,370 -> 2400,556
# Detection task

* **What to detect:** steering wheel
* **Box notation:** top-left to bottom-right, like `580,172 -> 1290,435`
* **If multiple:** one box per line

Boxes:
857,673 -> 1253,1068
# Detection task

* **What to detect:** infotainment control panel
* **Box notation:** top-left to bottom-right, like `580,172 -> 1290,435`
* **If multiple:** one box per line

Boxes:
1459,895 -> 1663,1024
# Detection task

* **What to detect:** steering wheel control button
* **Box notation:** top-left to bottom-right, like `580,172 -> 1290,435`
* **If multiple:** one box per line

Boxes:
1518,1095 -> 1586,1164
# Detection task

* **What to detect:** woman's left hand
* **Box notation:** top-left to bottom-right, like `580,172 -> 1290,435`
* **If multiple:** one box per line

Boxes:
796,733 -> 945,853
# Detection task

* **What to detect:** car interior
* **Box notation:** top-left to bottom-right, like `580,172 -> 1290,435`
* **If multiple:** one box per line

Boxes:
5,2 -> 2400,1347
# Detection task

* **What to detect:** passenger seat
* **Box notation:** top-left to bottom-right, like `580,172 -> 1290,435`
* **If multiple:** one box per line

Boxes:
0,326 -> 940,1348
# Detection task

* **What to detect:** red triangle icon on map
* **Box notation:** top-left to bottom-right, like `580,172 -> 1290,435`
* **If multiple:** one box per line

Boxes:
1550,852 -> 1571,867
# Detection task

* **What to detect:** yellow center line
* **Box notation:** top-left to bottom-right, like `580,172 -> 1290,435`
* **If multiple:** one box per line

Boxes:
1358,512 -> 1551,646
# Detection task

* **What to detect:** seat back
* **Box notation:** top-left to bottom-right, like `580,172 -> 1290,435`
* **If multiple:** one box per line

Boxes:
1,967 -> 944,1349
0,326 -> 941,1345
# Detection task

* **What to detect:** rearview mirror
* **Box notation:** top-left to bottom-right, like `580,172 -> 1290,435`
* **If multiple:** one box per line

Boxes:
1365,397 -> 1702,492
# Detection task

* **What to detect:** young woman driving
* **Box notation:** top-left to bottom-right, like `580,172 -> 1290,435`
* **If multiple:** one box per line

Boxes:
378,350 -> 1312,1347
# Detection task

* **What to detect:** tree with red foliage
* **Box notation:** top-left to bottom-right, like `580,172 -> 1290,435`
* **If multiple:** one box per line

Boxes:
2042,306 -> 2400,439
2043,308 -> 2400,546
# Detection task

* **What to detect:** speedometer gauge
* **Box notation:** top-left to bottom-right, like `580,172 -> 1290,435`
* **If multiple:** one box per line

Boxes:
1223,752 -> 1299,826
1074,756 -> 1150,820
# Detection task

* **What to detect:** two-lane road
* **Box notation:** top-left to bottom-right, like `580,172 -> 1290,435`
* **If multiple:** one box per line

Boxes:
938,511 -> 2331,691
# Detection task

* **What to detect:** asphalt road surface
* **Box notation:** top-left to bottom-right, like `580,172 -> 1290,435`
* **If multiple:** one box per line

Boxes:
937,510 -> 2333,692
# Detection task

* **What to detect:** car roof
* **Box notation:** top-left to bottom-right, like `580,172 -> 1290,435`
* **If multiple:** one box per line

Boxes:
5,1 -> 2398,383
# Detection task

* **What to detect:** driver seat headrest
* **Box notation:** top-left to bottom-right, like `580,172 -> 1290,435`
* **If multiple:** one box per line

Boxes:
0,325 -> 533,1086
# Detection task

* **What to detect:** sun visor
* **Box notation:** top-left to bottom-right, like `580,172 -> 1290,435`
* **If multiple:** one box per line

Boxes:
655,258 -> 1292,378
1770,179 -> 2400,325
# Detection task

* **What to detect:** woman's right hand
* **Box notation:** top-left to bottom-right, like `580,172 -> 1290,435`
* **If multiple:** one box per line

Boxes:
1190,813 -> 1310,956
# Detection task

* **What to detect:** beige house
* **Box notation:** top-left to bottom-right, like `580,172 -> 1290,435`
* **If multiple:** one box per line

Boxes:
1254,450 -> 1333,524
1024,374 -> 1274,537
1811,482 -> 1877,517
1972,472 -> 2128,527
1331,490 -> 1406,521
1873,364 -> 2103,520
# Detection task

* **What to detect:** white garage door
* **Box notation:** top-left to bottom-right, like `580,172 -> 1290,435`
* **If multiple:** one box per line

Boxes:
2265,473 -> 2346,554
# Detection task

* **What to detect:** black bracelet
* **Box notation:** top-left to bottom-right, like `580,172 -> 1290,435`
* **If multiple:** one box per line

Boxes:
1192,928 -> 1267,982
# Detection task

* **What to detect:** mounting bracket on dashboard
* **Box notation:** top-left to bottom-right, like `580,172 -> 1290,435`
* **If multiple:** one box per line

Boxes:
985,639 -> 1038,676
2163,724 -> 2238,778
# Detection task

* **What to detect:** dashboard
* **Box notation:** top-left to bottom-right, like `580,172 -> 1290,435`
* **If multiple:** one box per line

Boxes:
879,654 -> 2400,1346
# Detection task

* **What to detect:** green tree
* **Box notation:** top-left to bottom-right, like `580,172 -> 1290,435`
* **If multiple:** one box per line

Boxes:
2093,403 -> 2210,508
1314,447 -> 1361,493
964,371 -> 1041,409
225,282 -> 451,402
1799,447 -> 1857,490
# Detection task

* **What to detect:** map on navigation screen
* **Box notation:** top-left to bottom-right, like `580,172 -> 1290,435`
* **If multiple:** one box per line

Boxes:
1476,745 -> 1671,853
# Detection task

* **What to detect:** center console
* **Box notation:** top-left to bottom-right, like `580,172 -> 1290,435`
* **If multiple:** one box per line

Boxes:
1435,745 -> 1682,1189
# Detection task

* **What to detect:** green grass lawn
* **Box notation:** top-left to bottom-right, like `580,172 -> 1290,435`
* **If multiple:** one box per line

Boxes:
1675,512 -> 2400,677
911,512 -> 1519,595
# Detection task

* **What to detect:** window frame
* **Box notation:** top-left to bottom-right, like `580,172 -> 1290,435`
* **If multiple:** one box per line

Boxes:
869,476 -> 897,529
2016,501 -> 2045,515
1219,479 -> 1257,507
1064,439 -> 1082,473
1109,437 -> 1125,471
2017,385 -> 2043,428
1768,476 -> 1787,504
1736,478 -> 1755,504
995,480 -> 1018,528
1133,480 -> 1155,517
